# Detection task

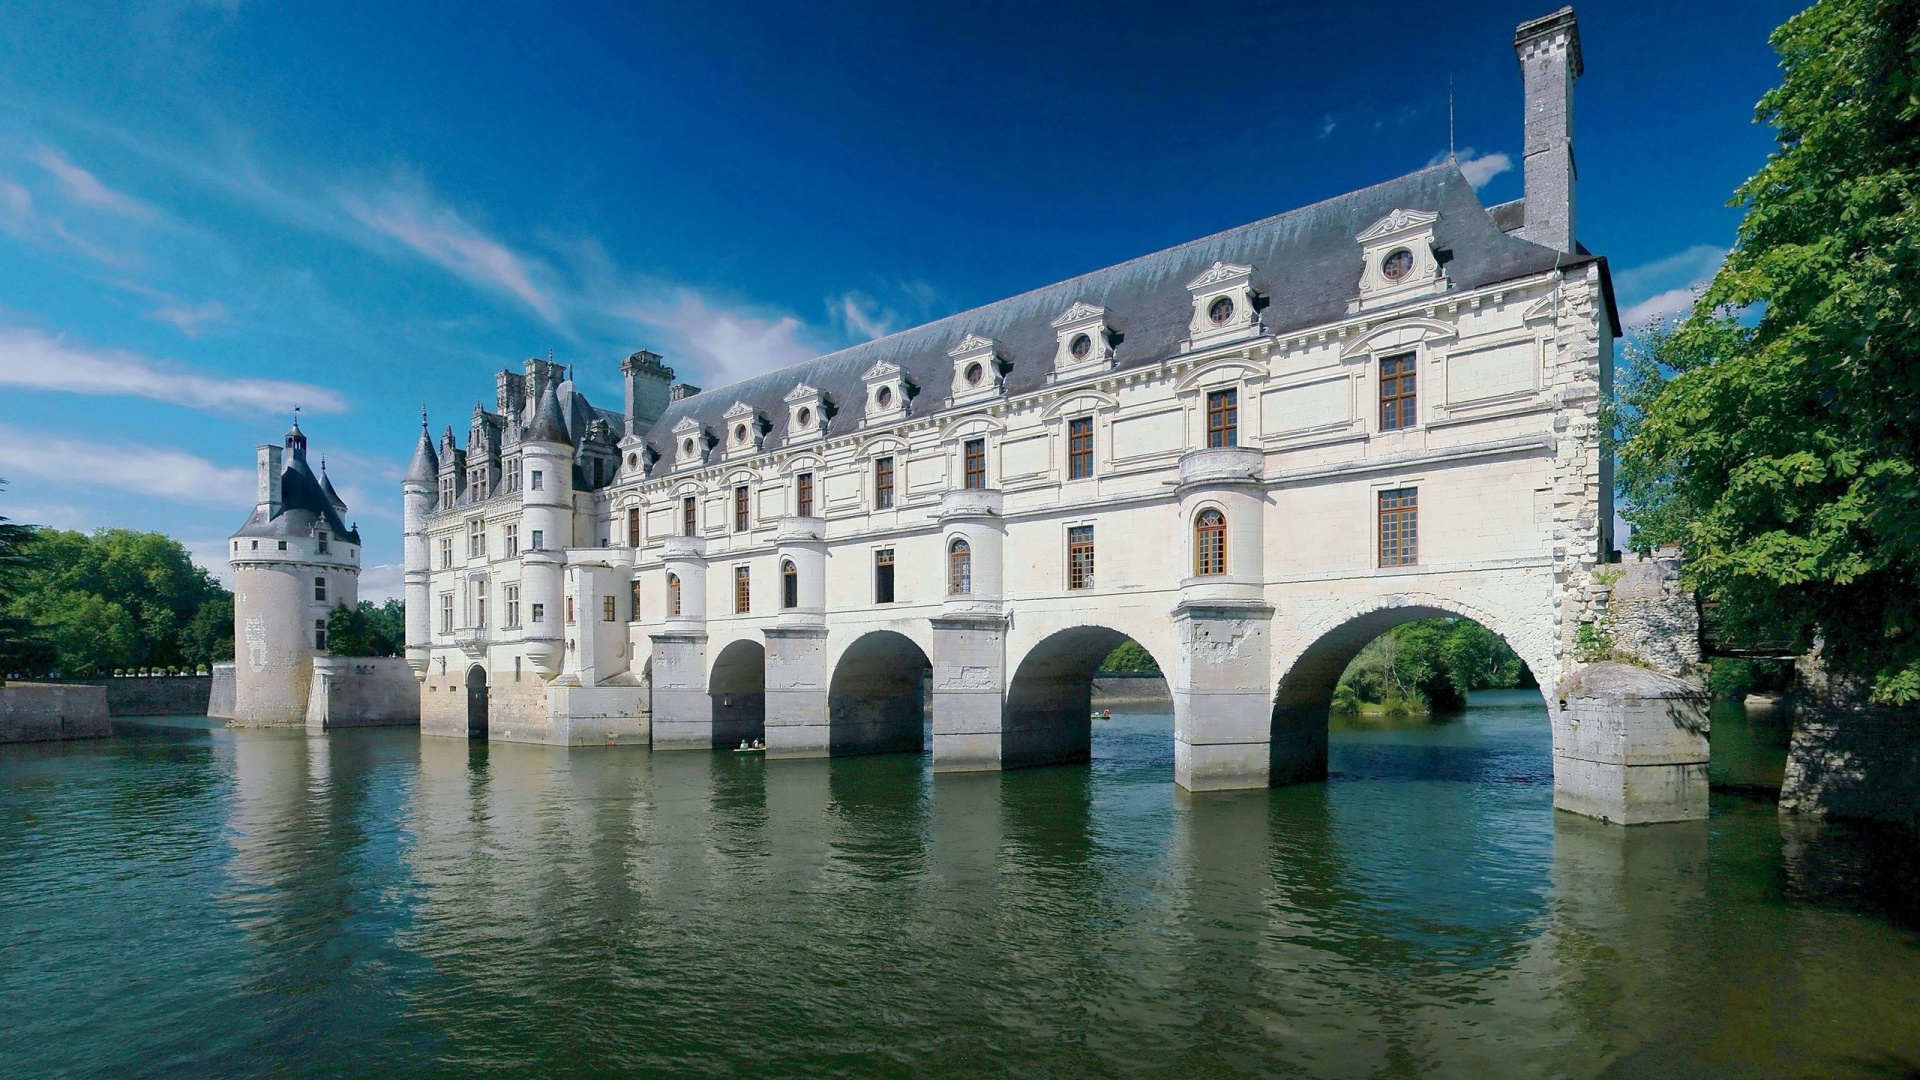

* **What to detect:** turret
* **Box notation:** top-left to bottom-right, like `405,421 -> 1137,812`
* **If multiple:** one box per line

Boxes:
519,381 -> 573,677
402,410 -> 438,681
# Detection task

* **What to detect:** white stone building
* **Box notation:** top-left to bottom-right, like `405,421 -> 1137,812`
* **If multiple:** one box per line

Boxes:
405,9 -> 1691,818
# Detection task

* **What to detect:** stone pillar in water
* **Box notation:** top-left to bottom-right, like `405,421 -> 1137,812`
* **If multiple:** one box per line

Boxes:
1552,662 -> 1709,823
931,613 -> 1007,773
764,625 -> 829,758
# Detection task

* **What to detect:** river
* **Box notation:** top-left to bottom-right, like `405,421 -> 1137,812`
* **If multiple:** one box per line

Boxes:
2,692 -> 1918,1078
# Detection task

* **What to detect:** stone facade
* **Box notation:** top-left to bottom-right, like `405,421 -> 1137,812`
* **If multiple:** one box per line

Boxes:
402,11 -> 1672,819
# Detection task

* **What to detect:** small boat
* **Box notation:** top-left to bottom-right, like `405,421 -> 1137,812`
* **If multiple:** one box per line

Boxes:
733,746 -> 764,754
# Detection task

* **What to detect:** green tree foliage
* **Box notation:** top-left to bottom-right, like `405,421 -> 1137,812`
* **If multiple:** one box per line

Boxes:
326,599 -> 405,658
0,481 -> 55,675
6,527 -> 231,677
1335,618 -> 1531,713
1618,0 -> 1920,703
1098,640 -> 1161,674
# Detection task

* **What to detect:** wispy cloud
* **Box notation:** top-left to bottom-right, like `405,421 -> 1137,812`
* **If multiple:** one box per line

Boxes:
611,288 -> 819,388
357,562 -> 403,602
1617,244 -> 1726,330
151,299 -> 230,335
1318,115 -> 1337,139
0,324 -> 347,413
0,422 -> 256,506
28,144 -> 161,222
340,182 -> 563,323
1431,148 -> 1512,190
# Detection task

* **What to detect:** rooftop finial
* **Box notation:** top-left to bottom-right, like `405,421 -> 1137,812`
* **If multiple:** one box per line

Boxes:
420,404 -> 429,432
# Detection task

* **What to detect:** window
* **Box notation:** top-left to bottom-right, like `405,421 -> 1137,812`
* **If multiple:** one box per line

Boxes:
504,523 -> 518,554
476,583 -> 487,629
315,620 -> 328,650
440,536 -> 454,568
531,602 -> 545,624
964,438 -> 986,490
317,532 -> 329,554
565,595 -> 575,624
505,584 -> 520,628
440,476 -> 454,505
1067,417 -> 1093,479
874,549 -> 895,604
251,540 -> 258,550
505,458 -> 521,493
314,575 -> 327,602
1379,487 -> 1418,567
627,508 -> 641,547
667,573 -> 682,616
1195,509 -> 1227,576
629,578 -> 642,622
782,559 -> 798,609
1206,389 -> 1238,447
603,595 -> 616,622
734,565 -> 751,614
439,593 -> 453,634
531,529 -> 543,551
796,472 -> 814,517
1068,525 -> 1095,590
530,469 -> 544,491
734,485 -> 750,532
468,519 -> 486,558
948,539 -> 972,596
1380,353 -> 1417,431
874,456 -> 895,509
683,495 -> 698,536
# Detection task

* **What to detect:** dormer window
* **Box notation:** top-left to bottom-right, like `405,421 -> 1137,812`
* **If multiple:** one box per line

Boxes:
784,382 -> 830,445
1184,263 -> 1259,350
797,407 -> 812,426
1381,249 -> 1415,282
1353,209 -> 1446,313
672,416 -> 710,468
1069,335 -> 1091,360
1208,296 -> 1234,324
948,334 -> 1005,405
860,361 -> 911,426
722,402 -> 764,458
876,387 -> 893,408
1050,302 -> 1113,379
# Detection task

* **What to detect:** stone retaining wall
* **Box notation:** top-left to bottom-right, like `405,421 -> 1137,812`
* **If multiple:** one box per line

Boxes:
1092,675 -> 1174,707
1780,706 -> 1920,832
1,682 -> 111,742
306,656 -> 420,730
16,675 -> 212,717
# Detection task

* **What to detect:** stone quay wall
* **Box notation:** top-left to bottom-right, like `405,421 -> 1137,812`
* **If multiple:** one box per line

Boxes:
305,656 -> 421,731
1,682 -> 111,742
15,675 -> 212,717
208,663 -> 236,719
1092,675 -> 1174,708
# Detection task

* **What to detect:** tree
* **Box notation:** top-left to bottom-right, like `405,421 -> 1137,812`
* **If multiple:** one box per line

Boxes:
1619,0 -> 1920,703
1333,618 -> 1531,713
326,599 -> 405,658
8,528 -> 230,677
1098,640 -> 1160,674
0,479 -> 54,676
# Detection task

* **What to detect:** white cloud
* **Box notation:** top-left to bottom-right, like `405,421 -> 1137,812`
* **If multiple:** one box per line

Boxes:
1616,244 -> 1727,331
357,562 -> 403,603
0,423 -> 256,506
340,184 -> 562,323
614,288 -> 819,388
181,535 -> 237,588
28,144 -> 161,222
1621,287 -> 1701,330
1319,115 -> 1337,139
0,325 -> 347,413
1433,148 -> 1513,190
0,498 -> 92,530
151,300 -> 230,335
834,290 -> 897,341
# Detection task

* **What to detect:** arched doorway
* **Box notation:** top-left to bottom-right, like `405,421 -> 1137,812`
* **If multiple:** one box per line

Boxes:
465,664 -> 488,740
709,639 -> 766,750
828,631 -> 931,757
1271,606 -> 1540,784
1005,626 -> 1169,771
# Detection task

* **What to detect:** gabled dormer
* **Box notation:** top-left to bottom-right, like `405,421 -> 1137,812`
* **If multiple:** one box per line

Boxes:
1351,208 -> 1447,313
722,401 -> 766,459
861,359 -> 913,427
671,415 -> 712,470
1050,301 -> 1114,380
1185,262 -> 1261,350
947,333 -> 1006,407
784,382 -> 831,445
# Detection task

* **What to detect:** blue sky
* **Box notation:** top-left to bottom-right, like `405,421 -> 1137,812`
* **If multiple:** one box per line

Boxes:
0,0 -> 1801,597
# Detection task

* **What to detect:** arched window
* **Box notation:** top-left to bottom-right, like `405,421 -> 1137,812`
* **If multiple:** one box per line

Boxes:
1194,508 -> 1226,576
667,573 -> 682,616
781,559 -> 798,609
948,538 -> 972,596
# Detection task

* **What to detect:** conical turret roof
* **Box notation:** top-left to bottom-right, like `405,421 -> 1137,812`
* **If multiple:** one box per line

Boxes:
525,380 -> 573,446
405,413 -> 440,483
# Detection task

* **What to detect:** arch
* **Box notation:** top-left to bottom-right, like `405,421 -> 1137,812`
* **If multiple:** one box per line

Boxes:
1194,507 -> 1227,576
667,573 -> 682,616
948,538 -> 972,595
1004,625 -> 1169,770
1338,316 -> 1458,359
780,559 -> 799,609
827,630 -> 931,757
1175,356 -> 1262,392
1269,592 -> 1549,784
1040,389 -> 1118,419
709,638 -> 766,749
465,664 -> 488,740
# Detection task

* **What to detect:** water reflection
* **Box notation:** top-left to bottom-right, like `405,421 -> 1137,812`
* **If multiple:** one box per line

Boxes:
2,704 -> 1918,1078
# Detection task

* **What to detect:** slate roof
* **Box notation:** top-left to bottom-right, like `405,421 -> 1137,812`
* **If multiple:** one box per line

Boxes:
233,445 -> 360,543
639,162 -> 1608,454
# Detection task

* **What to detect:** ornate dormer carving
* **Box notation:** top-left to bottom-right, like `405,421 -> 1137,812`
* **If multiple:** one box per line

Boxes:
721,401 -> 766,458
783,382 -> 832,445
861,359 -> 913,427
670,414 -> 711,470
947,334 -> 1006,407
1184,262 -> 1261,350
1352,208 -> 1447,313
1050,301 -> 1114,380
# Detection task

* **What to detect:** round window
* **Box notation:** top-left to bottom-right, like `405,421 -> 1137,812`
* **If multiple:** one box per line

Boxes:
964,362 -> 983,386
682,438 -> 694,455
734,423 -> 747,443
1069,333 -> 1092,360
797,406 -> 812,427
627,453 -> 638,467
1208,295 -> 1235,325
876,386 -> 894,408
1381,248 -> 1415,282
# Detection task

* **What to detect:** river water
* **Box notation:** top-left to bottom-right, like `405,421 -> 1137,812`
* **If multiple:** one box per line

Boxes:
3,692 -> 1919,1078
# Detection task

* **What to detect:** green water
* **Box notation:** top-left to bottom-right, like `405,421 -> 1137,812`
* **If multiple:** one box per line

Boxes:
3,693 -> 1919,1079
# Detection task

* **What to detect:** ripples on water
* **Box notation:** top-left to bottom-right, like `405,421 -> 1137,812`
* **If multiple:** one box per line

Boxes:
3,696 -> 1919,1078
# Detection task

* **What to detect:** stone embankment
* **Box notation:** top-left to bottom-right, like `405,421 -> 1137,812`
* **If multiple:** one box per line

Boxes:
1092,674 -> 1173,709
1,682 -> 111,742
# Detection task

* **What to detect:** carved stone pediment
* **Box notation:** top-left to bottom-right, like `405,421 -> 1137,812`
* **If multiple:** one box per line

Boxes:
1051,301 -> 1106,328
1186,261 -> 1254,291
1357,208 -> 1439,242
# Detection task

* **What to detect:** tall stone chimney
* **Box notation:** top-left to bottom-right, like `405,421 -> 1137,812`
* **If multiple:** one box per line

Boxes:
255,443 -> 283,519
1514,7 -> 1582,253
622,349 -> 675,437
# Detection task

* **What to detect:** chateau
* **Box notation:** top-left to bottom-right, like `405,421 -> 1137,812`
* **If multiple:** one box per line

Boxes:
397,9 -> 1680,818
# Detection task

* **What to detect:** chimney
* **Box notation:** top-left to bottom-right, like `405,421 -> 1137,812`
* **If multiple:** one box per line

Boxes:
255,444 -> 283,519
1514,7 -> 1582,253
621,349 -> 675,437
668,382 -> 703,403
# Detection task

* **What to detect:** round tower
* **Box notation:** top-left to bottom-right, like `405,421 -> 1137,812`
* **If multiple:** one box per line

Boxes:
519,381 -> 573,677
227,418 -> 363,726
402,411 -> 438,681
